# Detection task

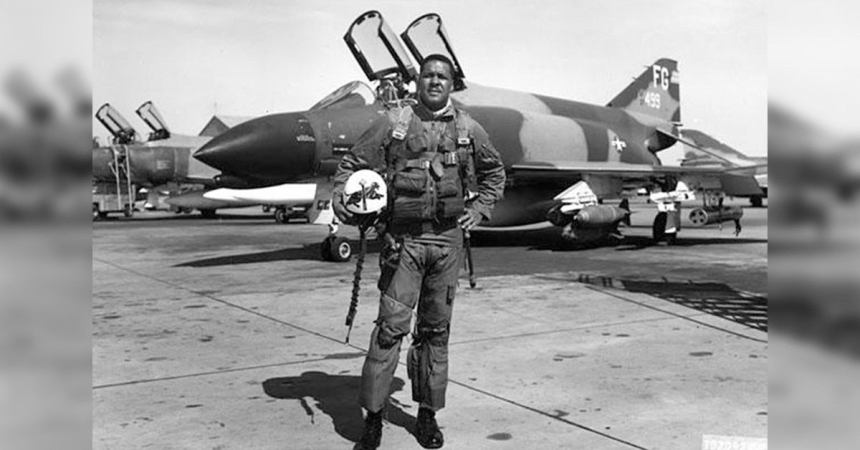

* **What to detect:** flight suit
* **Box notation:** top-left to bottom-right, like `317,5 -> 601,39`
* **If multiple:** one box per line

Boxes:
332,100 -> 505,413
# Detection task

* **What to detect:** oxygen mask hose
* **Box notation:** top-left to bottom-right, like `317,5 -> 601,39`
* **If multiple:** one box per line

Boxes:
344,217 -> 373,343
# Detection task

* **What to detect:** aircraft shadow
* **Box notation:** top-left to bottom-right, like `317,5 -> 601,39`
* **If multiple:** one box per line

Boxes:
576,274 -> 768,332
174,229 -> 767,267
262,372 -> 415,445
94,212 -> 271,222
470,229 -> 767,252
174,241 -> 384,267
610,235 -> 769,251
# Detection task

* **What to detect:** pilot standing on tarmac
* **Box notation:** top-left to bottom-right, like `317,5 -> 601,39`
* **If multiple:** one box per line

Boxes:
332,54 -> 505,449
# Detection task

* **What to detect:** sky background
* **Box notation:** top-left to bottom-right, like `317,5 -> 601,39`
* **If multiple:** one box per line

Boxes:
93,0 -> 767,161
768,0 -> 860,139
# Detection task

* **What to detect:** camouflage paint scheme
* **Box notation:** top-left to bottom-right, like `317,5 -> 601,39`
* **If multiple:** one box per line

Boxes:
194,11 -> 762,230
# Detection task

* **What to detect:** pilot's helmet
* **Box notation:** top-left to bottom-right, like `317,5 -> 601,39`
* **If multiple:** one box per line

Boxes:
343,170 -> 388,214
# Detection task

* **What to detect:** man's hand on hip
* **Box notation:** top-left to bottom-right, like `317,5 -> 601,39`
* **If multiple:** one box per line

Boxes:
458,208 -> 482,231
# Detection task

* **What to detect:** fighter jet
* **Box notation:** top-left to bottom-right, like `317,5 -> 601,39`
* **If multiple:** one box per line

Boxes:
193,11 -> 763,260
679,129 -> 768,207
92,102 -> 317,221
92,102 -> 220,218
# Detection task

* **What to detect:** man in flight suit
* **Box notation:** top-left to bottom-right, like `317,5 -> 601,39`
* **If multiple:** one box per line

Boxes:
332,54 -> 505,449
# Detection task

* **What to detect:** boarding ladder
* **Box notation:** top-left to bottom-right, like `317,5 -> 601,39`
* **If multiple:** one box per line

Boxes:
107,144 -> 135,212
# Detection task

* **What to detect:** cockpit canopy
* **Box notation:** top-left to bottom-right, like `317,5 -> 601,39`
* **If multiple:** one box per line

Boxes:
344,11 -> 467,92
309,80 -> 376,111
401,13 -> 466,91
135,101 -> 171,141
95,103 -> 137,144
344,11 -> 417,84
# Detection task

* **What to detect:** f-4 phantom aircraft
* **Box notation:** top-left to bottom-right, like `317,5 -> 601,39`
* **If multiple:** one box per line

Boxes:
92,101 -> 218,218
194,11 -> 763,260
92,102 -> 317,222
679,129 -> 768,207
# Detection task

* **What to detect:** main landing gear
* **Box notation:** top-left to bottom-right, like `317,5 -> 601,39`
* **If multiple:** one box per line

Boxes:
321,235 -> 352,262
651,210 -> 678,245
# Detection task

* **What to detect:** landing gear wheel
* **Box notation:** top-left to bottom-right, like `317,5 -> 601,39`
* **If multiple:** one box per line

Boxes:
688,208 -> 707,227
123,204 -> 134,218
200,209 -> 217,219
331,237 -> 352,262
274,208 -> 288,224
652,211 -> 667,242
750,196 -> 763,208
92,205 -> 100,221
321,236 -> 352,262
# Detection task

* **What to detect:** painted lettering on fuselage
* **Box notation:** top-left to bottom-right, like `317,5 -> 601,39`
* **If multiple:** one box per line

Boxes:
644,91 -> 661,109
636,89 -> 662,110
652,64 -> 670,90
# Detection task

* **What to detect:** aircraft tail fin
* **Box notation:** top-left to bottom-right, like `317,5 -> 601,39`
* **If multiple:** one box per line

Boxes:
607,58 -> 680,123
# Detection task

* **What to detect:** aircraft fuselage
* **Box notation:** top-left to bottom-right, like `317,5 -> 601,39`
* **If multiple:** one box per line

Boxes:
195,85 -> 668,183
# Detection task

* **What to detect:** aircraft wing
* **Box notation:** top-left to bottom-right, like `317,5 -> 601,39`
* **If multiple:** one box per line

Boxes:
181,176 -> 219,187
512,161 -> 727,175
511,161 -> 763,197
723,163 -> 769,172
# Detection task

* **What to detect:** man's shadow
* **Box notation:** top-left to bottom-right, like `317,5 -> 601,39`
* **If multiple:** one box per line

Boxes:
263,371 -> 415,444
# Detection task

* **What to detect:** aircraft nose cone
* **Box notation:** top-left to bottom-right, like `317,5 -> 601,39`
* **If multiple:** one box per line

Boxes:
194,112 -> 317,183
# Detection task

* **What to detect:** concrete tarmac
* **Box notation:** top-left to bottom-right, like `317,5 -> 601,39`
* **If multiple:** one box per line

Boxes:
93,199 -> 767,449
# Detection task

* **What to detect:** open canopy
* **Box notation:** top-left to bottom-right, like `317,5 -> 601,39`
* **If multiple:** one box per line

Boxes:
401,13 -> 466,91
343,10 -> 417,84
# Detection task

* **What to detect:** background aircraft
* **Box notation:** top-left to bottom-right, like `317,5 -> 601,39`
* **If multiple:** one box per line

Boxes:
92,101 -> 220,218
193,11 -> 762,260
679,129 -> 768,206
92,102 -> 316,222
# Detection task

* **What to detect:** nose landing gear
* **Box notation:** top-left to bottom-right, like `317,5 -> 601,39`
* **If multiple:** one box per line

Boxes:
321,235 -> 352,262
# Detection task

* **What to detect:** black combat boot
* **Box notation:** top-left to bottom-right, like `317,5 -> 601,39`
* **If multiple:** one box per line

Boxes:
356,409 -> 382,450
415,407 -> 444,449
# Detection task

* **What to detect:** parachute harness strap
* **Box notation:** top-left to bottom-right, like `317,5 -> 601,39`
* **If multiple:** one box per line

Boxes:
391,106 -> 413,141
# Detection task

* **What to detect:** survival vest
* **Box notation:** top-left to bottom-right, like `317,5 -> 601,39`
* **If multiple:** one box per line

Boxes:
383,105 -> 477,225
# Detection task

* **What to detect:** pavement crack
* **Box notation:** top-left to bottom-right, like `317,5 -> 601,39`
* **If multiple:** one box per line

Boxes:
447,378 -> 650,450
449,314 -> 707,347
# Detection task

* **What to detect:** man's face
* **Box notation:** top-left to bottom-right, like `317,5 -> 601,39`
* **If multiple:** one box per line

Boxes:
417,60 -> 453,111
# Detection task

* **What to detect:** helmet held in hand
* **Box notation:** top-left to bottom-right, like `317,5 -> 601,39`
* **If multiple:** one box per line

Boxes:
343,170 -> 387,215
